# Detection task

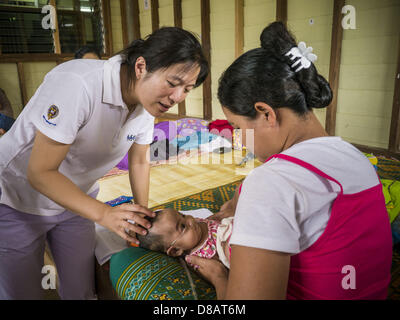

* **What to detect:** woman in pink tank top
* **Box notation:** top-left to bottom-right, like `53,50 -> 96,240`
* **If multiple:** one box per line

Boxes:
186,22 -> 392,300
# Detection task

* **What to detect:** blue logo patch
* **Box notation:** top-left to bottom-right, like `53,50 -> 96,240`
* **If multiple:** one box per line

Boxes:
127,134 -> 136,142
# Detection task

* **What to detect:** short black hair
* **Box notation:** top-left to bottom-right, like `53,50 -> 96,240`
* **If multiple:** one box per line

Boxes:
218,22 -> 332,118
74,45 -> 101,59
137,210 -> 167,252
119,27 -> 209,89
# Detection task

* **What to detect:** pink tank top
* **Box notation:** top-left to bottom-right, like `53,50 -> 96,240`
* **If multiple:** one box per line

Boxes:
240,153 -> 393,299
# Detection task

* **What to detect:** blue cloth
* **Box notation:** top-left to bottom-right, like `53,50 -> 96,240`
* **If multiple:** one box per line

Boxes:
105,196 -> 134,207
0,113 -> 15,131
170,131 -> 219,150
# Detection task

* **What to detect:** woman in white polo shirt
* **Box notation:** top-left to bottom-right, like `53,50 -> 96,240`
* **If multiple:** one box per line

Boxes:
0,27 -> 208,299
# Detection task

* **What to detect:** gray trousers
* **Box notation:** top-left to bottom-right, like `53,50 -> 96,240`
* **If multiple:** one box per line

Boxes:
0,189 -> 98,300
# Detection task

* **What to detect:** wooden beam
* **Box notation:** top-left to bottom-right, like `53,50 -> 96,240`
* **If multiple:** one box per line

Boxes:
173,0 -> 182,28
102,0 -> 113,55
353,144 -> 400,161
201,0 -> 212,120
173,0 -> 186,117
0,53 -> 82,63
389,35 -> 400,152
120,0 -> 129,47
276,0 -> 287,25
325,0 -> 345,136
74,0 -> 85,46
49,0 -> 61,54
16,62 -> 28,108
151,0 -> 159,32
235,0 -> 244,58
131,0 -> 141,40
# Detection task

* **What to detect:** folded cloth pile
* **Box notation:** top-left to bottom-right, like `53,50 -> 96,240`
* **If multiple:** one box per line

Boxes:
117,118 -> 234,169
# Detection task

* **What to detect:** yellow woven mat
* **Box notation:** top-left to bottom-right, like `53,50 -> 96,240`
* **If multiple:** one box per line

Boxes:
96,150 -> 261,208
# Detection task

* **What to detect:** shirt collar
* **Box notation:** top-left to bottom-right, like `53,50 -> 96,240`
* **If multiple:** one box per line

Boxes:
102,55 -> 127,109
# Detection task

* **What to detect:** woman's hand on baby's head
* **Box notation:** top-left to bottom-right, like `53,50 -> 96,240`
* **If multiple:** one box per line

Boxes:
97,203 -> 156,245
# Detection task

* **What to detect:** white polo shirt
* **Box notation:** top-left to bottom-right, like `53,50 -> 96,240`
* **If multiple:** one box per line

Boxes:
0,55 -> 154,216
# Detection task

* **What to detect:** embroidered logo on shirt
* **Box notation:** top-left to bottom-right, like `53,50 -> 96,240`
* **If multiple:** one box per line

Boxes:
127,134 -> 136,142
47,105 -> 59,120
42,105 -> 59,126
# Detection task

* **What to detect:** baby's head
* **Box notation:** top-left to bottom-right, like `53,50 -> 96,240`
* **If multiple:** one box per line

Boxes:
137,208 -> 203,257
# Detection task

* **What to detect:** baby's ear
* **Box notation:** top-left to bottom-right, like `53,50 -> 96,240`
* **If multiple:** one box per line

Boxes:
166,246 -> 184,257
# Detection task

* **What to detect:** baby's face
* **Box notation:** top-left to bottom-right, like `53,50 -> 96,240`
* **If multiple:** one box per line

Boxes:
154,208 -> 203,256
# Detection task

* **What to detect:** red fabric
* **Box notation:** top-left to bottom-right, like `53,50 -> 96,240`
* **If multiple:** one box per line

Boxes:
208,120 -> 233,140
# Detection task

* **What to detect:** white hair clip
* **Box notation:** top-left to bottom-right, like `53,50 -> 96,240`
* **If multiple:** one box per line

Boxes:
285,41 -> 317,72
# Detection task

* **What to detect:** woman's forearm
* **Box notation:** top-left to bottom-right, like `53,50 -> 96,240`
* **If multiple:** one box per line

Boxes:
27,168 -> 108,222
129,162 -> 150,207
128,143 -> 151,207
214,277 -> 228,299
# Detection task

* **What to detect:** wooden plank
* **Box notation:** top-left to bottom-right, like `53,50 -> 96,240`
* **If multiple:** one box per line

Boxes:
173,0 -> 182,28
173,0 -> 186,116
235,0 -> 244,58
102,0 -> 113,55
74,0 -> 85,46
49,0 -> 61,54
120,0 -> 129,47
131,0 -> 141,40
151,0 -> 159,32
276,0 -> 287,25
389,35 -> 400,152
16,62 -> 28,108
353,143 -> 400,161
0,53 -> 77,63
325,0 -> 345,136
157,113 -> 204,121
201,0 -> 212,120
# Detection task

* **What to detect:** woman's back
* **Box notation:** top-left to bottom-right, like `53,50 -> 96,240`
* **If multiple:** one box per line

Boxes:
231,137 -> 392,299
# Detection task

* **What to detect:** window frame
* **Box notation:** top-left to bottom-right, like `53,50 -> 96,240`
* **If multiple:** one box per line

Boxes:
0,0 -> 111,61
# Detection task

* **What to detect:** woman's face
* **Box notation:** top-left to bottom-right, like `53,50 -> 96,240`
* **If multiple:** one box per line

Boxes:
222,106 -> 282,162
133,62 -> 200,117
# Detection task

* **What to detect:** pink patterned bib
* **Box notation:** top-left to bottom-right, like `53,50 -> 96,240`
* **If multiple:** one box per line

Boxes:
188,218 -> 220,263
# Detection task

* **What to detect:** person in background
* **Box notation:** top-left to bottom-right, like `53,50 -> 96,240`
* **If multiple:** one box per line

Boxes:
0,88 -> 15,136
74,45 -> 101,60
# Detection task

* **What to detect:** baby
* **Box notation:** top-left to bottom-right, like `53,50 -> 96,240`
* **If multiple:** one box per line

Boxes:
136,208 -> 234,269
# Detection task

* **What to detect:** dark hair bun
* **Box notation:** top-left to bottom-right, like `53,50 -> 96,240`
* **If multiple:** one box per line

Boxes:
260,22 -> 297,59
218,21 -> 333,118
299,73 -> 333,109
260,22 -> 333,109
